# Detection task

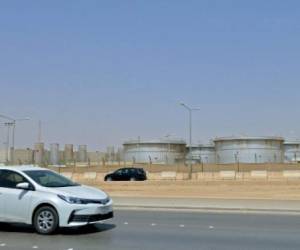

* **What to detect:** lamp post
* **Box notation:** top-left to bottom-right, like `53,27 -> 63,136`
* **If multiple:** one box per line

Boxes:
180,102 -> 200,180
4,122 -> 12,164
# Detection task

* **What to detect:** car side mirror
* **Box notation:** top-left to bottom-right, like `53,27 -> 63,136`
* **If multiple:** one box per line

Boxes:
16,182 -> 31,190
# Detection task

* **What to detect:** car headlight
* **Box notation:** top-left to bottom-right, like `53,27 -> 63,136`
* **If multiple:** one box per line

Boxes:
104,196 -> 111,204
57,194 -> 85,204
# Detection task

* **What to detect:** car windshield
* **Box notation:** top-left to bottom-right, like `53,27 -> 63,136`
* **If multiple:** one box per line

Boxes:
24,170 -> 80,188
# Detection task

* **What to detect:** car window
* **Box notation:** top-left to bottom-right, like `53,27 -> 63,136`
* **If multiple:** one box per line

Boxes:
0,170 -> 28,189
137,169 -> 145,174
24,170 -> 79,188
116,169 -> 128,175
115,169 -> 123,175
129,169 -> 136,174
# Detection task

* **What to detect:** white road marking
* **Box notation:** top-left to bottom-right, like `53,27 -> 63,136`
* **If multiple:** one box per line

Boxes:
124,222 -> 128,225
179,224 -> 185,228
151,223 -> 156,226
67,248 -> 73,250
32,246 -> 38,249
209,226 -> 214,229
0,243 -> 6,247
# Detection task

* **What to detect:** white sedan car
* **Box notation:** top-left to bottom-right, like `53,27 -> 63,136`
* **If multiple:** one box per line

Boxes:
0,165 -> 113,234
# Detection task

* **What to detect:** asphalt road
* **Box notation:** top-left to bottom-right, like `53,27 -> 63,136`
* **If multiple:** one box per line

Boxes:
1,210 -> 300,250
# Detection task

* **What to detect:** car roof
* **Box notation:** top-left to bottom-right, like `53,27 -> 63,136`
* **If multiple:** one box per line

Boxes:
0,165 -> 45,172
116,167 -> 144,171
118,167 -> 144,169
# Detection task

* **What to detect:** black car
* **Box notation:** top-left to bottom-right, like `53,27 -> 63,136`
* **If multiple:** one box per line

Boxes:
104,168 -> 147,181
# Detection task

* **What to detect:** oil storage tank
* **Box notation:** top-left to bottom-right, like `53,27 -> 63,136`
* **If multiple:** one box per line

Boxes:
77,145 -> 87,162
186,144 -> 215,164
214,136 -> 284,164
64,144 -> 74,163
34,143 -> 44,165
284,141 -> 300,163
123,139 -> 186,164
50,143 -> 60,165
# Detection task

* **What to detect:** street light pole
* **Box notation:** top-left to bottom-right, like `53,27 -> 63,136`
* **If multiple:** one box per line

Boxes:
4,122 -> 11,164
180,102 -> 200,180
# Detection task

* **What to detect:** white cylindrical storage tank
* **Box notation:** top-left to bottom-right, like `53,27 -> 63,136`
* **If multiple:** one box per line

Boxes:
50,143 -> 60,165
284,141 -> 300,163
116,147 -> 124,161
34,143 -> 44,165
187,144 -> 215,163
64,144 -> 74,163
106,146 -> 115,162
214,136 -> 284,164
78,145 -> 87,162
123,139 -> 186,164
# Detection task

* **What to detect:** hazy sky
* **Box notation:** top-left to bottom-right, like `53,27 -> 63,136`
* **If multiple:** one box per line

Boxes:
0,1 -> 300,150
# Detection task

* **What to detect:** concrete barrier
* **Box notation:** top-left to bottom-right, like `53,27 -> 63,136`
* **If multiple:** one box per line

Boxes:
63,170 -> 300,183
202,172 -> 214,180
235,172 -> 244,180
196,172 -> 204,180
75,163 -> 89,167
219,171 -> 236,180
147,172 -> 162,180
71,173 -> 83,182
176,173 -> 185,180
96,173 -> 106,182
83,172 -> 97,180
191,173 -> 198,180
161,171 -> 177,180
268,171 -> 283,180
283,170 -> 300,178
251,171 -> 267,179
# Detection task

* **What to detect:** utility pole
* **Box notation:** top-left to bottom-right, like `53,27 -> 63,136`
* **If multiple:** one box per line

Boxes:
180,102 -> 200,180
0,114 -> 30,164
4,122 -> 12,164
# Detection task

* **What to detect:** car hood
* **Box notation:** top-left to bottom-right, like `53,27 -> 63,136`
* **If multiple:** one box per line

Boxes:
52,185 -> 108,200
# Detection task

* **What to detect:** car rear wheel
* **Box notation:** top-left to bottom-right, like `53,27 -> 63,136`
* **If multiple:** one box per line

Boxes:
33,206 -> 59,235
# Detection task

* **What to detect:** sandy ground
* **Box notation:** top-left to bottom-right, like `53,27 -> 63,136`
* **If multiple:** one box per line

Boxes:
92,180 -> 300,200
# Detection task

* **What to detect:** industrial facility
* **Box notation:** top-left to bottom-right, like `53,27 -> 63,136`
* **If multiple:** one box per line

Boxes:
123,139 -> 186,164
214,136 -> 284,164
0,143 -> 118,166
0,135 -> 299,166
186,144 -> 215,164
284,141 -> 300,163
123,136 -> 299,165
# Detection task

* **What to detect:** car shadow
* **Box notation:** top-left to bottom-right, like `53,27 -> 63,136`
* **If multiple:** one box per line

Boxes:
58,223 -> 116,235
0,222 -> 35,233
0,222 -> 116,235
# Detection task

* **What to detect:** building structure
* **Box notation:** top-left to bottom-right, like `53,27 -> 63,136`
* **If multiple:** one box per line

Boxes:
123,139 -> 186,164
214,136 -> 284,164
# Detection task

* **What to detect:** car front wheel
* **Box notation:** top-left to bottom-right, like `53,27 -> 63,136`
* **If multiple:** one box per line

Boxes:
33,206 -> 59,235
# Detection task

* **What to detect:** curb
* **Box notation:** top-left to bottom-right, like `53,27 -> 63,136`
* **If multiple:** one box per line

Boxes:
113,204 -> 300,215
